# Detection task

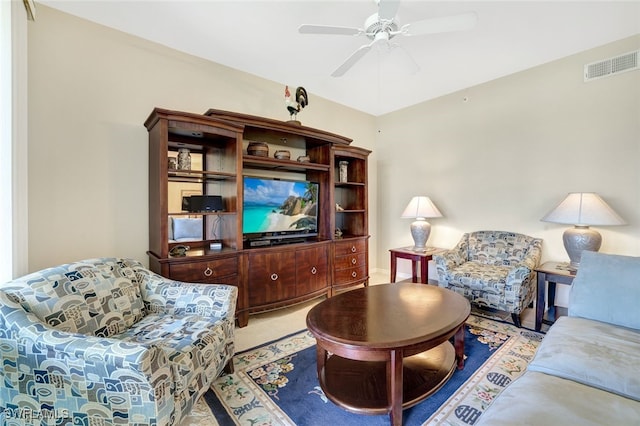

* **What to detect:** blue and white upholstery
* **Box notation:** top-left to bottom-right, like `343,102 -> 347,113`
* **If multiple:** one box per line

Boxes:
434,231 -> 542,326
0,257 -> 237,426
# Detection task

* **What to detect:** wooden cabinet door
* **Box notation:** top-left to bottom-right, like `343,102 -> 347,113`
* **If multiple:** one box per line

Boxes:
296,245 -> 329,297
247,251 -> 297,306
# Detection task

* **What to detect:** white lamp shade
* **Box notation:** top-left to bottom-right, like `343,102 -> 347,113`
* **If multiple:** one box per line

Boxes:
401,196 -> 443,219
541,192 -> 625,226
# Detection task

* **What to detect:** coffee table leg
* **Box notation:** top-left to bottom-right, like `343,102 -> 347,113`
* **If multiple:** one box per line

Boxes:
388,349 -> 403,426
315,345 -> 327,382
454,324 -> 466,370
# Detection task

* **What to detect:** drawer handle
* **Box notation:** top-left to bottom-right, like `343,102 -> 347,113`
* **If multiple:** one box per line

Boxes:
351,246 -> 357,253
351,271 -> 358,278
311,267 -> 317,275
204,267 -> 213,277
271,273 -> 279,281
351,257 -> 357,265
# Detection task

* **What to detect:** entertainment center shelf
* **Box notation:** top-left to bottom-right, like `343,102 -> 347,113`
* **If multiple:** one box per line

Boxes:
145,108 -> 370,327
242,155 -> 330,172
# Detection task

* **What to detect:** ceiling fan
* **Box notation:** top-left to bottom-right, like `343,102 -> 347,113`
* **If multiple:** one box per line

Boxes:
298,0 -> 478,77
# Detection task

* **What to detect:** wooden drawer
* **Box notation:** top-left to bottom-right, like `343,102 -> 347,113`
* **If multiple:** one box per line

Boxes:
334,239 -> 366,256
334,265 -> 367,285
169,257 -> 238,282
207,274 -> 238,286
334,253 -> 366,270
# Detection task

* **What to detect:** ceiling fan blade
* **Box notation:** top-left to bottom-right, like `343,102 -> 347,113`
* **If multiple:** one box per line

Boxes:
331,44 -> 373,77
377,0 -> 400,21
298,24 -> 361,36
403,11 -> 478,36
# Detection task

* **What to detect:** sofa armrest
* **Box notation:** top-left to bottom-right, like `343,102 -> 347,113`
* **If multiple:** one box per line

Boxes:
136,268 -> 238,320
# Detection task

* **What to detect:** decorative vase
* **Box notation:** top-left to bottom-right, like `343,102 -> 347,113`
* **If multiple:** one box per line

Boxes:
247,141 -> 269,157
339,161 -> 349,183
177,148 -> 191,170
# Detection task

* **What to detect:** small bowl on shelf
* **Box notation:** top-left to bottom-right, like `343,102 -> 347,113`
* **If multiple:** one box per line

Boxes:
297,155 -> 310,163
274,150 -> 291,160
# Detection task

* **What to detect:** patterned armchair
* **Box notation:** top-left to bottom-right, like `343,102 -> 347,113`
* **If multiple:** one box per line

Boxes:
0,257 -> 237,426
434,231 -> 542,327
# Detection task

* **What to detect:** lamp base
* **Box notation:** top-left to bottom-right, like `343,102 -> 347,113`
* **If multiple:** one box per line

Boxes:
563,225 -> 602,269
410,220 -> 432,252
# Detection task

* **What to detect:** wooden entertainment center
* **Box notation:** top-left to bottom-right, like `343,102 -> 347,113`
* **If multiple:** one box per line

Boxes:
144,108 -> 370,327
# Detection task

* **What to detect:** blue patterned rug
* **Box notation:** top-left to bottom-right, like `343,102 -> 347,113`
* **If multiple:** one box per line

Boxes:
205,315 -> 543,426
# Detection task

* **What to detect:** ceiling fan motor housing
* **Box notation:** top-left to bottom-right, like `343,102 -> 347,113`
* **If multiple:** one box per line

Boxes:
365,13 -> 398,40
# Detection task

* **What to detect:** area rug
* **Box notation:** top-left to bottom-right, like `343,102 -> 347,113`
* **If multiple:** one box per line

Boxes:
204,315 -> 543,426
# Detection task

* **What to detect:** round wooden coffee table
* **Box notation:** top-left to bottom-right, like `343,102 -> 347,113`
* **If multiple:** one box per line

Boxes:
306,283 -> 471,426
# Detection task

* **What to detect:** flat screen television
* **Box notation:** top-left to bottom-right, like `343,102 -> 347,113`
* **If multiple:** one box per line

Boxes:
243,176 -> 319,241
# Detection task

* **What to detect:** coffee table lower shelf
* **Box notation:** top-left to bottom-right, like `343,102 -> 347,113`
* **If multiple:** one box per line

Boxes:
319,341 -> 456,415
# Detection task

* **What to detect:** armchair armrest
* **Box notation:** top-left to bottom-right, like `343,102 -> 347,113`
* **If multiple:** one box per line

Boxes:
136,268 -> 237,320
506,264 -> 536,284
434,235 -> 469,287
519,238 -> 543,270
506,240 -> 542,285
434,235 -> 468,269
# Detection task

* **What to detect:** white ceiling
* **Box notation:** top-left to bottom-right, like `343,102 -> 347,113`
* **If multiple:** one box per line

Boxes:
39,1 -> 640,116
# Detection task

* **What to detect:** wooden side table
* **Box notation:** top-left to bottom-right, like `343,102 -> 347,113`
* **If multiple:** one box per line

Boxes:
535,261 -> 576,332
389,247 -> 445,284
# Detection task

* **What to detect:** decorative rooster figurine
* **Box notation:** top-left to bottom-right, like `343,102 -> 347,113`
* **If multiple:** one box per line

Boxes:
284,85 -> 309,122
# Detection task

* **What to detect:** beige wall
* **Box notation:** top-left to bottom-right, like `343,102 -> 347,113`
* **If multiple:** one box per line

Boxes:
27,6 -> 639,291
27,5 -> 376,271
377,35 -> 640,287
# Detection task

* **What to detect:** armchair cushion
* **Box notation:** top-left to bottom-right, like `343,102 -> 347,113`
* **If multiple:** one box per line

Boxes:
445,262 -> 511,293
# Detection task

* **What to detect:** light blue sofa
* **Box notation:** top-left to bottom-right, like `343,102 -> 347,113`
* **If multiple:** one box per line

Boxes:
0,258 -> 237,426
477,251 -> 640,424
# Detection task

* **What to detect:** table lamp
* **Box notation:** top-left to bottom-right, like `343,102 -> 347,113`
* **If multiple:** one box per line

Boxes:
541,192 -> 625,269
401,196 -> 442,252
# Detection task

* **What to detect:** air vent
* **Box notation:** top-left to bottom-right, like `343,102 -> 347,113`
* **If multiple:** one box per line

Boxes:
584,50 -> 639,82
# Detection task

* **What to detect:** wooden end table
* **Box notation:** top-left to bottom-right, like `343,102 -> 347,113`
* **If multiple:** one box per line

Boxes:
306,283 -> 471,426
535,261 -> 576,332
389,246 -> 445,284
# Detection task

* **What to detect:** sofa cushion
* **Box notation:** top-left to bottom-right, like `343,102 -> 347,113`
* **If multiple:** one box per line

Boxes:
528,316 -> 640,401
569,251 -> 640,330
5,260 -> 145,337
476,371 -> 640,426
114,313 -> 231,394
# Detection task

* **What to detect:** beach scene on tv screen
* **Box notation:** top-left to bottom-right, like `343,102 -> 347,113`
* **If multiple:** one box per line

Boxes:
243,178 -> 318,234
